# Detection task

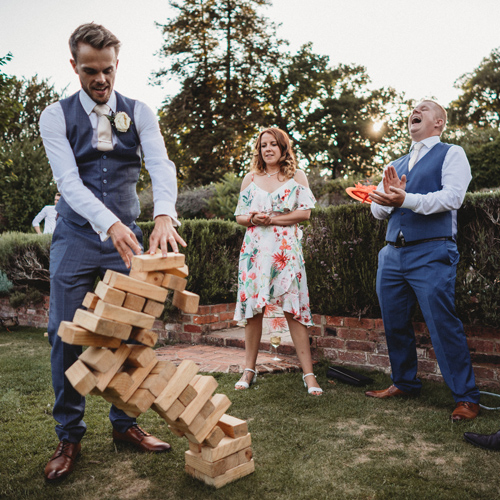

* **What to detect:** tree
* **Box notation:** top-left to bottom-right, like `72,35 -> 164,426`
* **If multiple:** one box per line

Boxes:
155,0 -> 283,186
0,53 -> 22,137
449,47 -> 500,127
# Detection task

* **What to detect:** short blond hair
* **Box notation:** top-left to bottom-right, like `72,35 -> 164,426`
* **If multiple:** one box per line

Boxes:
421,100 -> 447,133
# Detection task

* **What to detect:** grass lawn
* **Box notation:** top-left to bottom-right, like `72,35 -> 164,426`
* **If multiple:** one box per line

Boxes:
1,327 -> 499,500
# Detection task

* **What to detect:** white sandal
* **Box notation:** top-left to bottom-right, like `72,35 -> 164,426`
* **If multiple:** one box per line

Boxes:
303,373 -> 323,395
235,368 -> 257,390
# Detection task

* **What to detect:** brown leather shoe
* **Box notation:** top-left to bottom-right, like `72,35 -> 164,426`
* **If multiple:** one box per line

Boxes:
112,425 -> 172,453
44,440 -> 81,482
451,401 -> 479,422
365,385 -> 410,399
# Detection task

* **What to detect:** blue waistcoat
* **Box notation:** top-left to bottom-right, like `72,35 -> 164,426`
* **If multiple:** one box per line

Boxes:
56,92 -> 142,226
386,142 -> 454,243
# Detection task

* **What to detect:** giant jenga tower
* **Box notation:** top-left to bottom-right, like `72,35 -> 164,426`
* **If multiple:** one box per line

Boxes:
60,252 -> 254,488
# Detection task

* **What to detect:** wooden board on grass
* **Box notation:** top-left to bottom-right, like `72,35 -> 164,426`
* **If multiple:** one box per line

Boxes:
185,460 -> 254,489
217,414 -> 249,439
201,433 -> 252,463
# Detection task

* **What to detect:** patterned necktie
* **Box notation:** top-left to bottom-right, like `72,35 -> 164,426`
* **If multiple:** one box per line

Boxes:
408,142 -> 423,171
94,104 -> 113,151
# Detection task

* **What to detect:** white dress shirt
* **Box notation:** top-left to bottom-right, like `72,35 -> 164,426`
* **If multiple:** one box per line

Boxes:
39,90 -> 179,239
32,205 -> 57,234
371,136 -> 472,220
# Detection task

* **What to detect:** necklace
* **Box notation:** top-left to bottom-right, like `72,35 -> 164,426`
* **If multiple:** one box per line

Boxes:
265,169 -> 279,178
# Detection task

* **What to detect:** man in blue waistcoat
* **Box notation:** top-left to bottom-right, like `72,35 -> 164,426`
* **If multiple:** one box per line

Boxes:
365,100 -> 480,422
39,23 -> 186,481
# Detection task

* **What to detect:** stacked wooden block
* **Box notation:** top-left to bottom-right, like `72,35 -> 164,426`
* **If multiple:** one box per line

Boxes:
60,251 -> 254,488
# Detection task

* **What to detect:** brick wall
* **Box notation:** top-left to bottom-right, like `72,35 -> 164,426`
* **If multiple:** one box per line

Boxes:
2,296 -> 498,389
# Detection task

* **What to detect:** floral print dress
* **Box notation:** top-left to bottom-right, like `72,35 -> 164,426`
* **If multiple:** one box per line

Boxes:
234,178 -> 316,327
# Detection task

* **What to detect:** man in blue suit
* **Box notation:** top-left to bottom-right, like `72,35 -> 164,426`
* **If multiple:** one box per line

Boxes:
40,23 -> 186,481
366,100 -> 480,422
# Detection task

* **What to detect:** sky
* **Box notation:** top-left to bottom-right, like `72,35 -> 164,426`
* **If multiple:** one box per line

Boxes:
1,0 -> 500,113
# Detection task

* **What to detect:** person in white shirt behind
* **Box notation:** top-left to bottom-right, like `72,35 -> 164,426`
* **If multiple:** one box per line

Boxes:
32,193 -> 61,234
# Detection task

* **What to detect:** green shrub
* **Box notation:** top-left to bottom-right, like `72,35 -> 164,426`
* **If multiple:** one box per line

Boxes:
206,172 -> 242,220
176,184 -> 216,219
0,270 -> 13,295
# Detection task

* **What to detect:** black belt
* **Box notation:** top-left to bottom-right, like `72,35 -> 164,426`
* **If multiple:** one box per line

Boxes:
387,236 -> 453,249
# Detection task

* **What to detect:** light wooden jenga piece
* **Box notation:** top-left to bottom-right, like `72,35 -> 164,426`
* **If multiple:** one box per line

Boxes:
65,359 -> 98,396
93,300 -> 155,330
120,358 -> 158,402
169,264 -> 189,279
58,321 -> 121,348
129,328 -> 158,347
172,290 -> 199,314
179,376 -> 218,427
165,398 -> 186,421
127,388 -> 156,413
94,281 -> 126,306
131,252 -> 185,273
185,460 -> 254,489
105,372 -> 134,399
217,414 -> 249,439
94,343 -> 131,392
141,360 -> 176,397
143,299 -> 164,318
154,360 -> 199,413
185,446 -> 252,479
79,346 -> 117,373
201,433 -> 252,462
184,394 -> 231,444
82,292 -> 99,310
178,382 -> 199,406
103,270 -> 168,302
203,425 -> 226,449
168,425 -> 185,438
126,345 -> 156,367
129,269 -> 165,286
123,293 -> 146,312
73,309 -> 132,340
161,273 -> 187,292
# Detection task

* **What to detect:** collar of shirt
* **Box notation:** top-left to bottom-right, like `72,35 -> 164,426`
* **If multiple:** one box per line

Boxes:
410,135 -> 440,154
79,89 -> 117,116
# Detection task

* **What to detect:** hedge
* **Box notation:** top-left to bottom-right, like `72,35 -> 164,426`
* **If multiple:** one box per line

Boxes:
1,191 -> 498,326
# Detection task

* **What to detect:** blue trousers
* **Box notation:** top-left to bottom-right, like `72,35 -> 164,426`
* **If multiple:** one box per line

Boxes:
376,240 -> 479,403
47,217 -> 143,443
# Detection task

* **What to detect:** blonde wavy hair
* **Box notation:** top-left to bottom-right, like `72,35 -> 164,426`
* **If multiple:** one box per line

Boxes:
250,128 -> 297,179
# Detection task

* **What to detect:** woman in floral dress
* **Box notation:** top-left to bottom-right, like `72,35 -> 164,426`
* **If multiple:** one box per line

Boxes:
233,128 -> 322,396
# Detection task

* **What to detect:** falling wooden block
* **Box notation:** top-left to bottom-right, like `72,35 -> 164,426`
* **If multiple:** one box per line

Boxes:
185,445 -> 252,479
141,360 -> 176,397
203,425 -> 226,449
185,394 -> 231,444
172,290 -> 199,314
94,343 -> 131,392
126,345 -> 157,367
94,281 -> 126,306
58,321 -> 121,348
185,460 -> 254,489
179,376 -> 218,427
103,270 -> 168,303
168,264 -> 189,279
79,346 -> 117,373
178,382 -> 199,406
122,293 -> 146,312
93,300 -> 156,330
65,359 -> 97,396
161,274 -> 187,292
82,292 -> 99,310
127,388 -> 156,413
201,434 -> 252,463
142,299 -> 164,318
129,328 -> 158,347
120,358 -> 157,402
73,309 -> 132,340
131,252 -> 185,273
217,414 -> 249,439
154,360 -> 199,413
165,398 -> 186,421
168,425 -> 185,438
129,269 -> 165,286
105,372 -> 134,398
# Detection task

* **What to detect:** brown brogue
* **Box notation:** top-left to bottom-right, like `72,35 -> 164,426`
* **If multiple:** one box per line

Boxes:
365,385 -> 410,399
44,440 -> 81,482
113,425 -> 172,453
451,401 -> 480,422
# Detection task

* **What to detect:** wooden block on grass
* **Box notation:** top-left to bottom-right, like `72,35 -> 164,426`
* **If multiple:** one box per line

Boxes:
126,345 -> 156,367
58,321 -> 121,348
79,346 -> 116,373
165,398 -> 186,421
105,372 -> 134,398
94,300 -> 155,330
143,299 -> 164,318
201,433 -> 252,463
103,270 -> 167,302
129,328 -> 158,347
217,414 -> 249,439
94,281 -> 126,306
168,425 -> 185,438
154,360 -> 199,413
129,269 -> 165,286
185,460 -> 254,489
131,252 -> 185,273
179,376 -> 218,427
178,383 -> 198,406
82,292 -> 99,310
185,394 -> 231,444
65,359 -> 97,396
127,388 -> 156,413
161,274 -> 187,292
73,309 -> 131,340
185,446 -> 251,479
94,343 -> 131,392
120,358 -> 157,402
172,290 -> 199,314
203,425 -> 225,448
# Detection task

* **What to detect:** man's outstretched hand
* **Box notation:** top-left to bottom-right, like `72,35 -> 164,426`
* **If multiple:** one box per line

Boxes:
148,215 -> 187,256
108,221 -> 142,268
369,165 -> 407,207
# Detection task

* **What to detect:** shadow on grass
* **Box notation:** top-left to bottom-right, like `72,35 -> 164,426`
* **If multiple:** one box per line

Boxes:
1,328 -> 499,500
